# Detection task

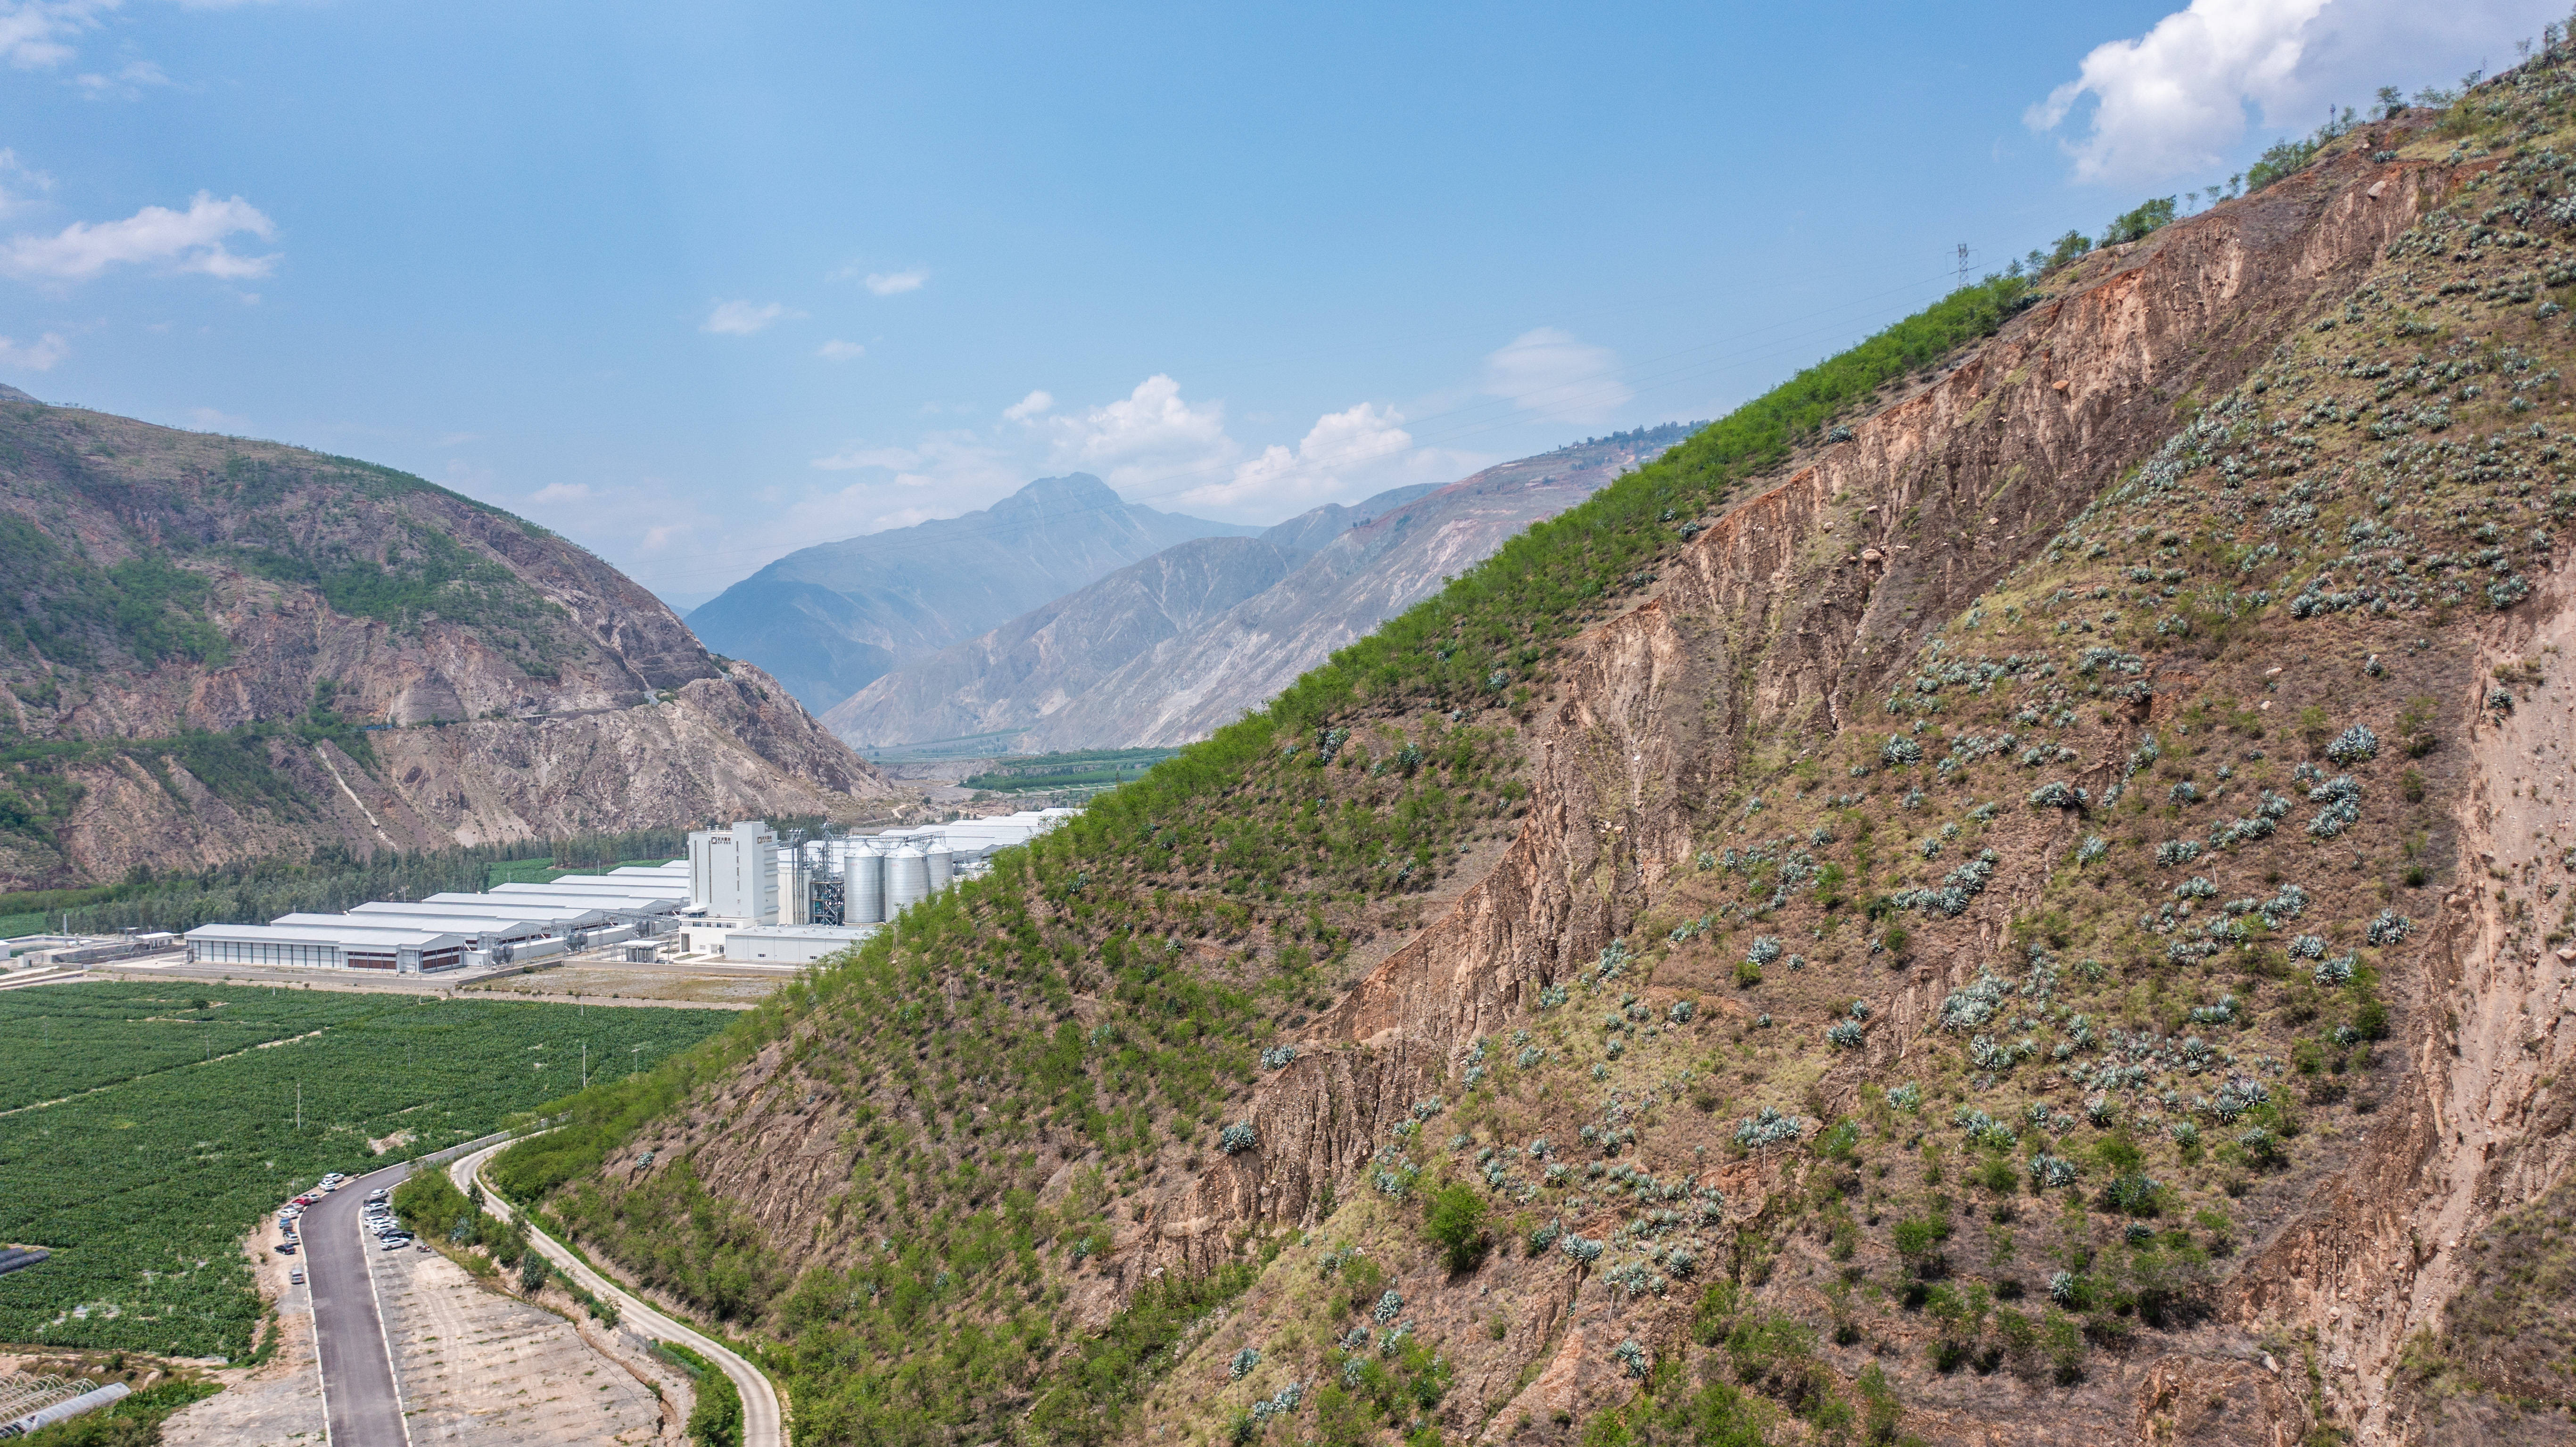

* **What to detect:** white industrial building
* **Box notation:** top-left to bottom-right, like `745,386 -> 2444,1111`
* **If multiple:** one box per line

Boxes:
183,921 -> 469,974
177,813 -> 1076,977
183,856 -> 691,974
688,822 -> 779,923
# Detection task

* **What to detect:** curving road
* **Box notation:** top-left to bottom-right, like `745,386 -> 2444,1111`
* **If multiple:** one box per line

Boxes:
449,1139 -> 783,1447
301,1133 -> 511,1447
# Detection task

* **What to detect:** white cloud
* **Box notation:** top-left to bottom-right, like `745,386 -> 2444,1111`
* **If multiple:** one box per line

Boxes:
0,191 -> 276,281
809,431 -> 1017,493
0,0 -> 112,70
0,150 -> 52,218
702,299 -> 794,335
1041,374 -> 1236,492
862,268 -> 926,296
1166,401 -> 1416,516
2030,0 -> 2562,186
74,58 -> 166,98
816,338 -> 865,361
186,404 -> 246,430
531,481 -> 597,504
1482,327 -> 1630,424
2028,0 -> 2329,184
1002,389 -> 1052,420
0,330 -> 67,370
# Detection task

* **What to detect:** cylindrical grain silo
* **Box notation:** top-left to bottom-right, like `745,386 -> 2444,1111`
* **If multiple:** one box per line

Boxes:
844,841 -> 885,923
887,843 -> 929,913
924,836 -> 954,894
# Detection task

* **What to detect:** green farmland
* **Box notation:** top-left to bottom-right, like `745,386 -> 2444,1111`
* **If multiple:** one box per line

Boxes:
0,982 -> 730,1358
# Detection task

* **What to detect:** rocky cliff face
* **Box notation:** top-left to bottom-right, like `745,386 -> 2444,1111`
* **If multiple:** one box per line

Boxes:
526,72 -> 2576,1447
0,400 -> 900,888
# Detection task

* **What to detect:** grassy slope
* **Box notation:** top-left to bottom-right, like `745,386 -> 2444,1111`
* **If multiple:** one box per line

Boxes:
497,56 -> 2576,1446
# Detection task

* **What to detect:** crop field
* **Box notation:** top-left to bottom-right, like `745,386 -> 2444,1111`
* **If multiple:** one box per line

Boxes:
486,855 -> 677,888
0,981 -> 731,1358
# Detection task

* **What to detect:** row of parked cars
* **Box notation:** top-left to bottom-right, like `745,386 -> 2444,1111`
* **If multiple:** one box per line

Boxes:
273,1172 -> 348,1254
362,1189 -> 415,1250
274,1171 -> 418,1260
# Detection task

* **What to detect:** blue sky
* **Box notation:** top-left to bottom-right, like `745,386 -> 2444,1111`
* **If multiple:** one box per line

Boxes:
0,0 -> 2555,608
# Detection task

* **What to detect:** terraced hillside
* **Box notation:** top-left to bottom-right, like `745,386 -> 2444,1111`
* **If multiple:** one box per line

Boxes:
490,56 -> 2576,1447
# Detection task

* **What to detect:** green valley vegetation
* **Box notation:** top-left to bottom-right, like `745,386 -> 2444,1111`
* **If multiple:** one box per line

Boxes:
0,983 -> 731,1357
959,748 -> 1179,794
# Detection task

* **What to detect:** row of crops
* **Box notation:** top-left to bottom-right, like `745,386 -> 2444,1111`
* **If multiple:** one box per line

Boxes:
0,982 -> 732,1358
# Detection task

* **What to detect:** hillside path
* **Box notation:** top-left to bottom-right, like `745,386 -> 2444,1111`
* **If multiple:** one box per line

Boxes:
451,1139 -> 783,1447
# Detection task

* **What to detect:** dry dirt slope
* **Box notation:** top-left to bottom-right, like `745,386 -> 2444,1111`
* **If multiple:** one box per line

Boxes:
509,58 -> 2576,1447
0,403 -> 899,888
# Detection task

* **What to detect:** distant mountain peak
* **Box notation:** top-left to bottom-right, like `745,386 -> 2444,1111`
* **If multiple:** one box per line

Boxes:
686,471 -> 1259,710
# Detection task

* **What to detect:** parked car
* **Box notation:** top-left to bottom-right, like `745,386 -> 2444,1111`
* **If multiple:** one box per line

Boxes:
289,1271 -> 304,1285
276,1241 -> 297,1254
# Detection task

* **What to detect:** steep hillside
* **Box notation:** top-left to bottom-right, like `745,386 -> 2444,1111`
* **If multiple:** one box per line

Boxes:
689,474 -> 1261,710
492,64 -> 2576,1447
0,401 -> 900,888
828,430 -> 1692,752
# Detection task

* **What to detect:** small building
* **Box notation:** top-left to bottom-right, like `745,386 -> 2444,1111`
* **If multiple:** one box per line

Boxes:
716,924 -> 880,965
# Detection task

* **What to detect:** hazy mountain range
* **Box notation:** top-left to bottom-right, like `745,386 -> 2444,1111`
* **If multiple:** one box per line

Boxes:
822,425 -> 1697,752
684,475 -> 1257,710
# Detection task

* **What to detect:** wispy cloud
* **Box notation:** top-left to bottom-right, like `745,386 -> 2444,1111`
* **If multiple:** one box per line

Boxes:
186,403 -> 247,430
0,191 -> 276,281
1482,327 -> 1629,424
73,58 -> 166,99
0,149 -> 51,218
0,0 -> 113,71
1001,389 -> 1052,420
0,330 -> 67,370
531,481 -> 597,504
816,338 -> 864,362
702,299 -> 796,335
861,268 -> 925,296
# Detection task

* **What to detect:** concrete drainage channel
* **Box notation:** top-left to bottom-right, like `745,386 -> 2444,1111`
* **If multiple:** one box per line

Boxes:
446,1137 -> 784,1447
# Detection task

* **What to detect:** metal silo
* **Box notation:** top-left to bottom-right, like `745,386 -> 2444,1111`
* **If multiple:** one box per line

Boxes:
924,836 -> 954,894
887,843 -> 929,913
844,841 -> 885,923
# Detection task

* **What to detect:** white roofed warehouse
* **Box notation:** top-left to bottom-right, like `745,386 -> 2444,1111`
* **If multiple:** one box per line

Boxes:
183,922 -> 469,974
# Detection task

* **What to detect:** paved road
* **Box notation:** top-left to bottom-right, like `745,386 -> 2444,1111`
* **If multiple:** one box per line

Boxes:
450,1140 -> 783,1447
301,1134 -> 512,1447
302,1158 -> 415,1447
